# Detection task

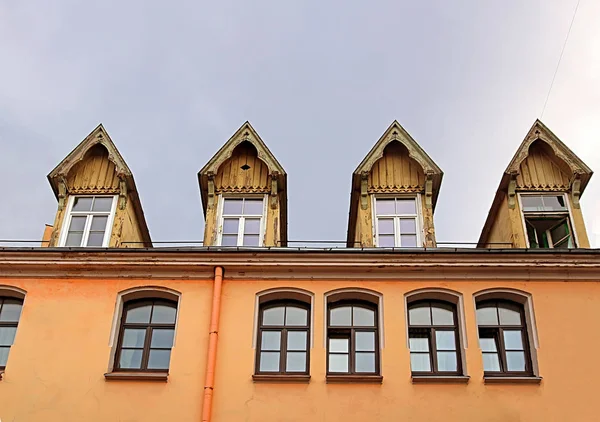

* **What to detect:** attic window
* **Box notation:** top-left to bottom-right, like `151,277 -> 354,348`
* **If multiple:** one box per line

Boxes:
59,195 -> 117,247
520,194 -> 575,248
374,196 -> 421,247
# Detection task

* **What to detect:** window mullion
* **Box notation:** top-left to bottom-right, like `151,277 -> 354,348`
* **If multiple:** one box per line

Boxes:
81,214 -> 93,247
141,326 -> 153,370
238,217 -> 245,246
430,328 -> 437,373
497,328 -> 508,372
350,328 -> 355,374
394,217 -> 401,247
281,328 -> 287,374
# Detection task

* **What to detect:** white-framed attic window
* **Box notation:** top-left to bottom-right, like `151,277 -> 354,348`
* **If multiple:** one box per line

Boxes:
518,193 -> 577,248
373,195 -> 422,247
217,195 -> 267,247
59,195 -> 118,247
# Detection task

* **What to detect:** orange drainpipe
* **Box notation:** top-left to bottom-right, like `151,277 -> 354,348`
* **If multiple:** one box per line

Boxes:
202,266 -> 224,422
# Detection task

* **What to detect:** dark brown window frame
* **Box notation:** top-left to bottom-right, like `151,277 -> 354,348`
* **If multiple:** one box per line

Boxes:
255,300 -> 311,376
326,300 -> 380,376
408,300 -> 462,376
477,300 -> 533,377
114,298 -> 177,373
0,297 -> 23,370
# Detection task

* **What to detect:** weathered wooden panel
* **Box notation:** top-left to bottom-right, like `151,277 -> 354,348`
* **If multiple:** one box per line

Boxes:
516,142 -> 570,190
66,145 -> 120,193
368,142 -> 425,192
215,142 -> 269,193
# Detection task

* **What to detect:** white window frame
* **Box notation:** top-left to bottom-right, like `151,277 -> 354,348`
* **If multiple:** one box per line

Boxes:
58,195 -> 118,247
371,194 -> 423,247
216,194 -> 267,247
517,192 -> 578,248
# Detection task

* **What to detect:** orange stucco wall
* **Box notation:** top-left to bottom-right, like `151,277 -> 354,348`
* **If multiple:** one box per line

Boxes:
1,275 -> 599,421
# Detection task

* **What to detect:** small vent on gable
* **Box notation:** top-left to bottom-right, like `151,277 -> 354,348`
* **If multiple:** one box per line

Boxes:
241,164 -> 251,171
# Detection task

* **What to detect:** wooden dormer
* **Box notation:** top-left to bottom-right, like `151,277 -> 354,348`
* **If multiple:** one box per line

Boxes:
46,124 -> 151,248
347,121 -> 443,248
478,119 -> 593,248
198,122 -> 287,247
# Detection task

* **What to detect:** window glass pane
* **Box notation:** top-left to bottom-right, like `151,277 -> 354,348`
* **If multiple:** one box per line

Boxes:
86,232 -> 105,247
376,199 -> 395,215
377,219 -> 394,234
244,219 -> 260,234
119,349 -> 143,369
482,353 -> 501,372
506,351 -> 526,371
261,331 -> 281,351
65,232 -> 83,247
378,235 -> 395,247
521,195 -> 544,212
353,307 -> 375,326
122,328 -> 146,348
69,216 -> 87,231
243,199 -> 264,215
221,234 -> 238,246
126,304 -> 152,323
223,218 -> 239,234
330,307 -> 351,326
0,327 -> 17,346
0,346 -> 9,367
148,349 -> 171,370
409,336 -> 429,352
399,218 -> 416,234
410,353 -> 431,372
437,352 -> 457,372
409,305 -> 431,326
72,197 -> 93,212
479,337 -> 497,352
543,195 -> 567,211
328,354 -> 349,373
329,338 -> 349,353
287,331 -> 307,351
151,304 -> 177,324
400,235 -> 417,247
0,300 -> 22,322
355,352 -> 376,373
396,199 -> 416,214
550,221 -> 569,244
476,306 -> 498,325
259,352 -> 280,372
285,307 -> 308,326
286,352 -> 306,372
90,216 -> 108,231
92,197 -> 113,212
498,305 -> 521,325
243,234 -> 260,246
355,331 -> 375,351
432,305 -> 454,326
223,199 -> 243,215
435,331 -> 456,350
262,307 -> 285,325
151,329 -> 175,348
503,330 -> 524,350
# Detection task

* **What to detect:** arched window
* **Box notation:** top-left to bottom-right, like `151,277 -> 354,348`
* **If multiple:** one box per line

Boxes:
0,297 -> 23,369
115,299 -> 177,372
476,300 -> 532,375
255,301 -> 310,375
327,301 -> 379,375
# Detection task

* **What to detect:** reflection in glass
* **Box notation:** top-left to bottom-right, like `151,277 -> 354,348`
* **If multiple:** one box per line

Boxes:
259,352 -> 280,372
329,354 -> 349,373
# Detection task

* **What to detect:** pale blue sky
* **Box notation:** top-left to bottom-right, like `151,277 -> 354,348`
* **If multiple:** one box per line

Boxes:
1,1 -> 598,246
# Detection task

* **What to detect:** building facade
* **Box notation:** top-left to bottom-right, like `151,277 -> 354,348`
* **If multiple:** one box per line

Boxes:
0,120 -> 597,421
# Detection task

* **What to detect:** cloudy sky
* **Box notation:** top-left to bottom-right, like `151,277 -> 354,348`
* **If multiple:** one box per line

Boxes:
1,0 -> 598,247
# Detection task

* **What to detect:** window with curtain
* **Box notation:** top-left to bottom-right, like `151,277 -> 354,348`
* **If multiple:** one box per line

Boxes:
115,299 -> 177,372
0,297 -> 23,369
476,300 -> 532,375
408,301 -> 461,375
327,301 -> 379,375
255,301 -> 310,374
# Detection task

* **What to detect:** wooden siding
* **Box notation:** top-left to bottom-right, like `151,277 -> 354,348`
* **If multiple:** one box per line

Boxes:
368,142 -> 425,192
215,142 -> 269,193
516,142 -> 570,190
66,145 -> 120,193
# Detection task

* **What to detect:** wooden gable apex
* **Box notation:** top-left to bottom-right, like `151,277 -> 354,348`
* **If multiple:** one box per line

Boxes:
47,124 -> 151,245
197,121 -> 287,214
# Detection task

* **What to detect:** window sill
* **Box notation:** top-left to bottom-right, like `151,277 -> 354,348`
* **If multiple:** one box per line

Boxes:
252,374 -> 310,383
326,375 -> 383,384
412,375 -> 470,384
484,376 -> 542,384
104,372 -> 168,382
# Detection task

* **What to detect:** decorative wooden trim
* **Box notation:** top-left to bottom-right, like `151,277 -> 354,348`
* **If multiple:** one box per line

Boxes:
207,172 -> 215,209
424,172 -> 433,209
326,375 -> 383,384
571,174 -> 581,209
484,376 -> 542,384
412,375 -> 470,384
57,177 -> 68,210
252,374 -> 310,383
119,178 -> 128,210
270,173 -> 279,209
360,172 -> 369,210
507,173 -> 517,209
104,371 -> 168,381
